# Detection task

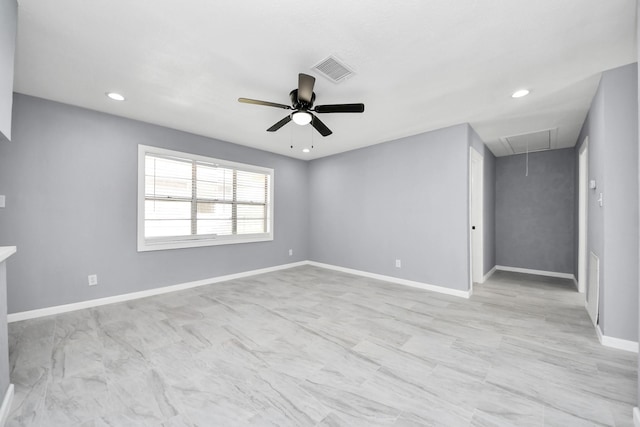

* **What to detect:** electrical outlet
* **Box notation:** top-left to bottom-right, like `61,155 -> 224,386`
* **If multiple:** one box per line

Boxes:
289,249 -> 293,256
88,274 -> 98,286
395,259 -> 401,268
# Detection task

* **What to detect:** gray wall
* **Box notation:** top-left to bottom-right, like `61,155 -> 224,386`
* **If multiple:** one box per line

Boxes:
601,64 -> 639,343
308,124 -> 471,291
0,0 -> 17,141
576,63 -> 639,342
0,94 -> 309,313
495,149 -> 576,274
469,125 -> 497,276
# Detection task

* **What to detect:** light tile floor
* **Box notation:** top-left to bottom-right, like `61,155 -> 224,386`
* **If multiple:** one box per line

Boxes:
6,266 -> 637,426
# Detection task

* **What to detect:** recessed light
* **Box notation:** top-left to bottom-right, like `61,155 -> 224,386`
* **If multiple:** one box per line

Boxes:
302,148 -> 310,153
106,92 -> 125,101
511,89 -> 530,98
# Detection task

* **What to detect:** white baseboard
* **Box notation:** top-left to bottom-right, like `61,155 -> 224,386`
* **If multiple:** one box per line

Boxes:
571,277 -> 579,290
481,266 -> 496,283
7,260 -> 636,355
0,384 -> 14,427
596,324 -> 639,353
633,407 -> 640,427
308,261 -> 470,299
495,265 -> 576,281
7,261 -> 308,322
7,260 -> 470,322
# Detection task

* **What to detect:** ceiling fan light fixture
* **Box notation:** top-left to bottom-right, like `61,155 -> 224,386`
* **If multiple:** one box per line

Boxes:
292,110 -> 312,126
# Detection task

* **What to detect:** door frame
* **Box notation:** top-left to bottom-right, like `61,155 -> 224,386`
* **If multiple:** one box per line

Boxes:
578,138 -> 589,294
469,147 -> 484,289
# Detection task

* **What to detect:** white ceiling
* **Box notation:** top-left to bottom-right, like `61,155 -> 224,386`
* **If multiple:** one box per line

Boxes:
13,0 -> 637,160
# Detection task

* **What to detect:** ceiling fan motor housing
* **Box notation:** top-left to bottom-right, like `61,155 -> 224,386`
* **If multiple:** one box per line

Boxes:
290,89 -> 315,110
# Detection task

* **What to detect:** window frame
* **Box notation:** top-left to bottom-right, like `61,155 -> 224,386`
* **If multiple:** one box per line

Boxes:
137,145 -> 274,252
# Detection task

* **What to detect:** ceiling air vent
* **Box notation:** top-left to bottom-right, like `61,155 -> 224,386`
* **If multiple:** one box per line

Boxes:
500,128 -> 558,155
312,55 -> 355,83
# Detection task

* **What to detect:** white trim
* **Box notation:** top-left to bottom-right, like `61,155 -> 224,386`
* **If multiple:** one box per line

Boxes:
469,147 -> 484,290
10,260 -> 636,355
585,251 -> 600,326
0,247 -> 16,264
595,324 -> 603,342
0,384 -> 14,427
596,326 -> 639,353
577,138 -> 589,294
481,266 -> 496,284
140,234 -> 274,252
495,265 -> 576,280
633,407 -> 640,427
602,336 -> 638,352
7,261 -> 307,322
572,276 -> 579,290
308,261 -> 470,299
7,261 -> 471,322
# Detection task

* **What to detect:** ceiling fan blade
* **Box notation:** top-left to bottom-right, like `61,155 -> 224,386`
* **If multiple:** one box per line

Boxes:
314,103 -> 365,113
238,98 -> 291,110
311,115 -> 332,137
298,73 -> 316,104
267,115 -> 292,132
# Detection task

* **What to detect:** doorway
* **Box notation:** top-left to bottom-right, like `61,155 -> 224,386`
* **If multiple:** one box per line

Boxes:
470,147 -> 484,288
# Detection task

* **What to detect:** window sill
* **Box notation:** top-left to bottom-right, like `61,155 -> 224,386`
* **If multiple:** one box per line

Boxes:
137,234 -> 273,252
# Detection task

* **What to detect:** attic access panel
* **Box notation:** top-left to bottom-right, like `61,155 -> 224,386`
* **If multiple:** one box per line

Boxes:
501,128 -> 558,154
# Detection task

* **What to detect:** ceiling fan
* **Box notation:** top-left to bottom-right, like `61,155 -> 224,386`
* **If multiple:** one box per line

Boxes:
238,73 -> 364,137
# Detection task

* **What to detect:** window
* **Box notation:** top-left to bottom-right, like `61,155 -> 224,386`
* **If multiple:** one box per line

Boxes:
138,145 -> 273,251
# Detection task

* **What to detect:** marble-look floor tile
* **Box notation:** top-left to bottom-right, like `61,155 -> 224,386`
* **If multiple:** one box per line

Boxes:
315,412 -> 351,427
5,369 -> 48,427
244,370 -> 331,426
307,346 -> 380,389
7,266 -> 637,426
44,375 -> 114,426
469,381 -> 544,427
107,369 -> 182,424
300,380 -> 401,426
359,366 -> 474,425
171,387 -> 257,426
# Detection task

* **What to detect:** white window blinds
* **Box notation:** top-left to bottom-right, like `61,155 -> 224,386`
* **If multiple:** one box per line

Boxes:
138,145 -> 273,251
